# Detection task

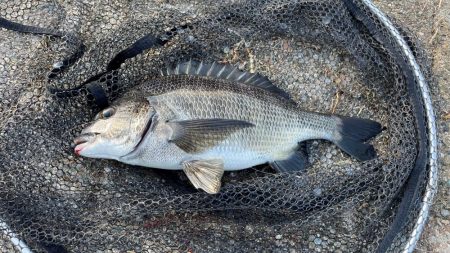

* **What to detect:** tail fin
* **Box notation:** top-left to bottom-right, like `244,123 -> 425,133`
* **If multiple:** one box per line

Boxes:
333,116 -> 383,161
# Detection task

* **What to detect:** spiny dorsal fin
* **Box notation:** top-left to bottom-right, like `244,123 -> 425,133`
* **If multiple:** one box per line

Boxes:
182,159 -> 224,194
162,60 -> 291,99
167,118 -> 254,153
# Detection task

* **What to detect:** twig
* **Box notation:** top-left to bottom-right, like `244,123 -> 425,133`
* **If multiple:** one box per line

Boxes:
428,17 -> 444,45
331,90 -> 342,114
443,112 -> 450,121
246,48 -> 255,73
428,0 -> 444,44
356,107 -> 364,117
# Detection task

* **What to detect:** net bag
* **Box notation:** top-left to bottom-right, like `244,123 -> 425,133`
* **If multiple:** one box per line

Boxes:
0,0 -> 439,252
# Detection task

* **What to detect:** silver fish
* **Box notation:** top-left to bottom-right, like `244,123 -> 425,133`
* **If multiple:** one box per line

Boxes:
74,61 -> 382,194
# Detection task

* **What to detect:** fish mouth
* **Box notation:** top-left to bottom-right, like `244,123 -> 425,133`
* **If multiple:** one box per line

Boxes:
73,133 -> 97,155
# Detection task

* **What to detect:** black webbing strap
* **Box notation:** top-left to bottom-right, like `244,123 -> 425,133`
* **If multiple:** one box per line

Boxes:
2,15 -> 171,108
107,34 -> 166,71
85,82 -> 109,109
0,16 -> 63,36
47,43 -> 86,79
1,16 -> 85,79
50,33 -> 168,108
342,1 -> 429,252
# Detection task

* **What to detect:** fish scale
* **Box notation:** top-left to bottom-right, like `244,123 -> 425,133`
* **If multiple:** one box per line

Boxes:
124,87 -> 337,171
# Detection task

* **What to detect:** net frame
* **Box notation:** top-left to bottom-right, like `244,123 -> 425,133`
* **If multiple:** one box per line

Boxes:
357,1 -> 437,252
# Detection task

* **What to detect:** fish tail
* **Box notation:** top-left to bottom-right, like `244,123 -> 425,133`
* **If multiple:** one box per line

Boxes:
332,116 -> 383,161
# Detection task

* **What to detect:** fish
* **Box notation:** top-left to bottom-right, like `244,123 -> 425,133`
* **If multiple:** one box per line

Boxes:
74,61 -> 382,194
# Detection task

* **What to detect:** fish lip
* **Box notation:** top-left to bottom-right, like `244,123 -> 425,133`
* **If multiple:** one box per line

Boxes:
73,133 -> 97,155
73,133 -> 97,145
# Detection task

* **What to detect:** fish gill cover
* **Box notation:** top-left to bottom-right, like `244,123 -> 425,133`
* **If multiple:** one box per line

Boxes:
0,0 -> 438,252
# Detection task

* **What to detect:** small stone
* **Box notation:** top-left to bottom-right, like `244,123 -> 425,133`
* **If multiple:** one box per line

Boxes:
223,46 -> 230,54
313,188 -> 322,196
322,16 -> 331,25
314,238 -> 322,245
275,234 -> 282,240
441,209 -> 449,217
245,225 -> 253,234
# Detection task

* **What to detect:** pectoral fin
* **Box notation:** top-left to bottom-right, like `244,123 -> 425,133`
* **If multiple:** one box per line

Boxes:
168,119 -> 254,153
182,159 -> 224,194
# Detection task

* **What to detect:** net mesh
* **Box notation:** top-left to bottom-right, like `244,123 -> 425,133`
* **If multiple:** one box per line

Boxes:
0,0 -> 435,252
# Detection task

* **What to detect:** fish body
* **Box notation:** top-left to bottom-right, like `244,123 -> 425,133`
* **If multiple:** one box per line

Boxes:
120,85 -> 336,171
75,61 -> 382,193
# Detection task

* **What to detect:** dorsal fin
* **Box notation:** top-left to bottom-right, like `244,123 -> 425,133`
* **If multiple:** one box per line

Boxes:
162,60 -> 291,99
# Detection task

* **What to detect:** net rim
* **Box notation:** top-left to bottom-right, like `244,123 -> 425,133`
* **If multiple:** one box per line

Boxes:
361,0 -> 439,252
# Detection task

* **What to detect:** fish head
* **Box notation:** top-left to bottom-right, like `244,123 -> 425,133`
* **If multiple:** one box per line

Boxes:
74,97 -> 153,159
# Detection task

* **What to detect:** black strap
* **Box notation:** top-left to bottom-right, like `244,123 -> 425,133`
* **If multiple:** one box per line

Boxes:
1,15 -> 173,108
0,16 -> 62,36
47,43 -> 86,79
1,16 -> 85,80
107,34 -> 167,71
86,82 -> 109,108
49,33 -> 168,108
342,1 -> 429,252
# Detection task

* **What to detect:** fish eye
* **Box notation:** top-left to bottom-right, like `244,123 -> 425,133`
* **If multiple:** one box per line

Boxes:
101,108 -> 115,119
94,108 -> 115,120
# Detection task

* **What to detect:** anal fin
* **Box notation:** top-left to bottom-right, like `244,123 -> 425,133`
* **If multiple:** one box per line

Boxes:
270,142 -> 309,173
182,159 -> 224,194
